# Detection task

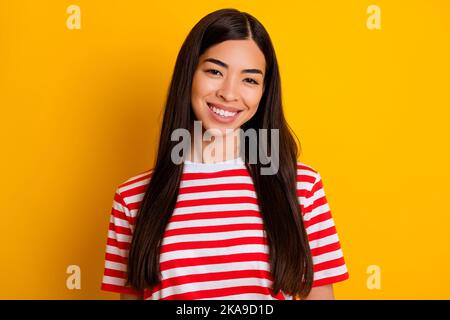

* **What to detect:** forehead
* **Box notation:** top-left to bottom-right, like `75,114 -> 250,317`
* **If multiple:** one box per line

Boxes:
201,40 -> 266,71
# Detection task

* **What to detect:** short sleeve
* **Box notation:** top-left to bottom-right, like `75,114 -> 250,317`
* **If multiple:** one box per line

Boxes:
300,170 -> 349,287
100,188 -> 143,296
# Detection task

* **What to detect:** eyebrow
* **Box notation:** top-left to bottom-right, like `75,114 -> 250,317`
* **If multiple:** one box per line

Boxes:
203,58 -> 264,75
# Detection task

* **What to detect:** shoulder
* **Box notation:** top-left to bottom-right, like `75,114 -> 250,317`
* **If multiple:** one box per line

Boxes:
115,168 -> 154,203
296,161 -> 322,194
295,162 -> 330,214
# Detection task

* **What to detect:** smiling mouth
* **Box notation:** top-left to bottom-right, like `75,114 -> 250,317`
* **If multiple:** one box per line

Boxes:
207,102 -> 243,118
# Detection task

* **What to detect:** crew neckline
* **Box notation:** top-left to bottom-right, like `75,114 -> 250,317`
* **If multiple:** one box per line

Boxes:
183,156 -> 245,172
184,156 -> 244,165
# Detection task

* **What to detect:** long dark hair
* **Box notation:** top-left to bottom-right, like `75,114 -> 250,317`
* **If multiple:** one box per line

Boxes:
127,8 -> 314,298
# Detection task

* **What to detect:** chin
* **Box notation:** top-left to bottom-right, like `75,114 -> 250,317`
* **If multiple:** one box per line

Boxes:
203,125 -> 234,137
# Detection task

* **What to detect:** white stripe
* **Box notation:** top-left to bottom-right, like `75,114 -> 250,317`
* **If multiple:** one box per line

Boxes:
183,162 -> 246,173
173,203 -> 260,215
297,169 -> 317,179
161,261 -> 271,279
308,234 -> 339,250
200,293 -> 279,300
106,245 -> 128,257
312,249 -> 343,265
108,230 -> 131,243
112,200 -> 127,213
299,188 -> 325,208
297,181 -> 311,191
110,215 -> 130,229
131,204 -> 261,217
162,229 -> 265,244
112,198 -> 132,219
303,202 -> 330,221
105,260 -> 127,272
180,176 -> 253,188
123,193 -> 145,207
306,218 -> 335,235
308,188 -> 325,203
129,209 -> 140,216
297,181 -> 314,191
160,244 -> 268,263
156,277 -> 274,299
102,275 -> 126,286
119,177 -> 150,193
314,265 -> 348,281
298,196 -> 308,206
177,189 -> 256,201
167,216 -> 263,229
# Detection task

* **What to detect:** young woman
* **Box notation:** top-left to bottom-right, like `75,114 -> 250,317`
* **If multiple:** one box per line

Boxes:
101,8 -> 349,300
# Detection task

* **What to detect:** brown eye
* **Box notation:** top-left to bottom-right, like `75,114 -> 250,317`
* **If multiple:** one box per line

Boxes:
244,78 -> 259,85
205,69 -> 222,76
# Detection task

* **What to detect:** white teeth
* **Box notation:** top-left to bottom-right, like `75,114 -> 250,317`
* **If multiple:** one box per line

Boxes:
209,104 -> 237,118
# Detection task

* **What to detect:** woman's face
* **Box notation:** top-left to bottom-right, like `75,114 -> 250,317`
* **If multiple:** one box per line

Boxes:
191,39 -> 266,135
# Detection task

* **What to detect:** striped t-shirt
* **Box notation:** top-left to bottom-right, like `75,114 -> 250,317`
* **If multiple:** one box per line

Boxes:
101,157 -> 349,300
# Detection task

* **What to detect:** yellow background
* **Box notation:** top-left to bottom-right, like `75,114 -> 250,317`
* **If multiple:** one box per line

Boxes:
1,0 -> 449,299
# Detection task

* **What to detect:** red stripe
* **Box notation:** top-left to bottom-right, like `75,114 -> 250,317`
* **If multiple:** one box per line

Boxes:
111,208 -> 129,222
113,192 -> 127,206
310,178 -> 324,194
100,283 -> 143,295
307,226 -> 337,241
296,174 -> 316,184
297,189 -> 309,198
107,237 -> 130,250
160,252 -> 269,270
160,270 -> 273,290
175,196 -> 258,208
105,252 -> 128,264
109,222 -> 132,235
160,236 -> 267,253
304,211 -> 332,229
303,195 -> 328,213
310,241 -> 341,257
164,223 -> 264,237
103,268 -> 127,279
162,285 -> 277,300
111,192 -> 137,225
179,183 -> 255,194
127,201 -> 142,211
314,257 -> 346,272
312,272 -> 349,287
297,164 -> 317,174
182,169 -> 249,180
120,184 -> 147,199
170,210 -> 261,222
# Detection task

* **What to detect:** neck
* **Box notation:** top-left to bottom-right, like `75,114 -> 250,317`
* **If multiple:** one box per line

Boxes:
187,127 -> 241,164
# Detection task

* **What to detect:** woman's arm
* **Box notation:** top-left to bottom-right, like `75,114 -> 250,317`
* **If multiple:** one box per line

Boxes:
120,293 -> 144,300
303,284 -> 335,300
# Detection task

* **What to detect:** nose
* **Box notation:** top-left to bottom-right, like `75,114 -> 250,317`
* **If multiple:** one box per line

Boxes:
216,75 -> 238,102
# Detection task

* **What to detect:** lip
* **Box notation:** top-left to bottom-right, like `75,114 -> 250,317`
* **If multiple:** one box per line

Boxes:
206,102 -> 243,124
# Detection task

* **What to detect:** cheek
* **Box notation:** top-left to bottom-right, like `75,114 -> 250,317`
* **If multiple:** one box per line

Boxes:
191,74 -> 205,115
243,88 -> 264,111
192,73 -> 217,99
